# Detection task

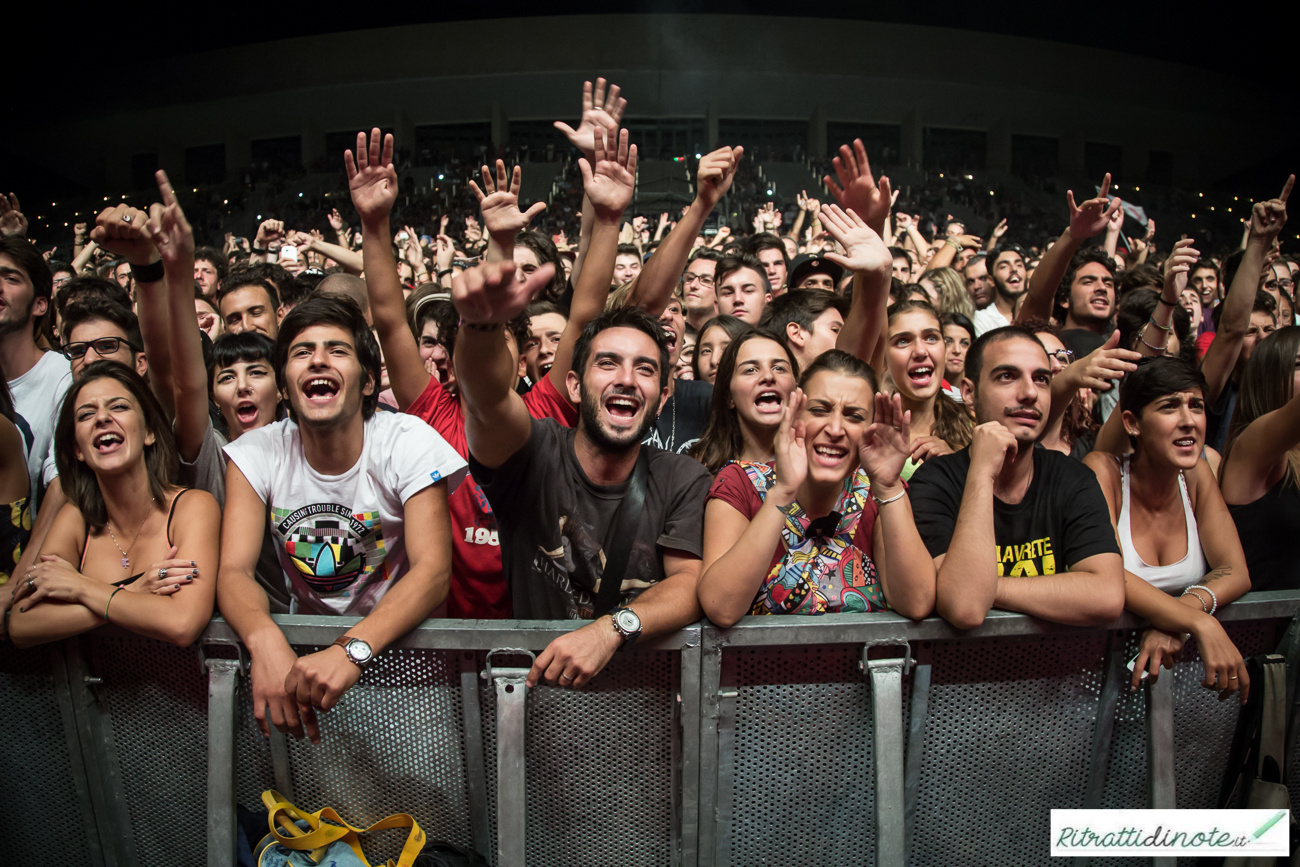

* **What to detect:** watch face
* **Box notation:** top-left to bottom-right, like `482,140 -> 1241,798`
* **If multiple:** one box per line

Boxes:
347,639 -> 373,664
614,609 -> 641,633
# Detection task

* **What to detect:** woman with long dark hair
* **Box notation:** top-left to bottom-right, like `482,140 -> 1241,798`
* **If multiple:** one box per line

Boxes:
691,329 -> 799,475
1085,358 -> 1250,699
698,350 -> 935,624
1220,326 -> 1300,592
692,314 -> 751,384
7,362 -> 220,648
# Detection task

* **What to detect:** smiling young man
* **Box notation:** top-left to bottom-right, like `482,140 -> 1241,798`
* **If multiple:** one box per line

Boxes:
217,295 -> 466,743
681,249 -> 721,332
521,301 -> 568,387
454,260 -> 711,689
972,245 -> 1027,337
715,254 -> 771,326
907,326 -> 1124,629
759,289 -> 848,371
217,272 -> 282,338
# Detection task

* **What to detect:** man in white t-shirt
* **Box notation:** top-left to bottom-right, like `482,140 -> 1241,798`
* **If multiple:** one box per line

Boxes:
218,295 -> 466,744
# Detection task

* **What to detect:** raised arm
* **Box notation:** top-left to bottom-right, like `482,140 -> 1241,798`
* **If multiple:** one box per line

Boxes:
549,127 -> 637,396
347,129 -> 430,411
452,259 -> 557,469
300,233 -> 363,276
624,145 -> 744,315
144,171 -> 209,462
823,139 -> 892,239
1134,238 -> 1198,359
1201,175 -> 1292,404
470,161 -> 547,266
1046,331 -> 1139,436
818,204 -> 891,365
553,77 -> 627,282
1016,174 -> 1120,325
1220,388 -> 1300,504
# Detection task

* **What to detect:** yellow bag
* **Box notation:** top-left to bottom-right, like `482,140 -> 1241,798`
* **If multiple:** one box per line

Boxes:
257,789 -> 427,867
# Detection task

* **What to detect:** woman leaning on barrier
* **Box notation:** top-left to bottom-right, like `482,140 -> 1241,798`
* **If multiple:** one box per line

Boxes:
697,350 -> 936,626
1084,357 -> 1251,701
1220,326 -> 1300,594
6,362 -> 220,648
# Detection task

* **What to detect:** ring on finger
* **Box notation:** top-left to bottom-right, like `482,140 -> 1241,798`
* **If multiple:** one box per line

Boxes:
158,568 -> 168,579
559,673 -> 574,684
122,213 -> 133,224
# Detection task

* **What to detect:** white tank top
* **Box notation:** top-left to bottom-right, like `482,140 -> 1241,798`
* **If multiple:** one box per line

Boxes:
1117,455 -> 1207,593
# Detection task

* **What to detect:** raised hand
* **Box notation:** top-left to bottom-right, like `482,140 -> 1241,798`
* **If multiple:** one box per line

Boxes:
73,222 -> 88,242
859,393 -> 911,491
632,215 -> 647,234
439,214 -> 450,233
0,193 -> 27,237
1163,238 -> 1200,298
345,128 -> 398,226
797,189 -> 820,213
1066,173 -> 1121,240
144,170 -> 195,265
818,204 -> 890,274
1106,202 -> 1125,233
578,127 -> 637,222
403,226 -> 425,267
553,77 -> 627,158
255,218 -> 284,248
451,258 -> 556,326
90,203 -> 157,264
1248,174 -> 1294,242
991,218 -> 1009,240
464,216 -> 483,244
1065,330 -> 1140,392
894,212 -> 913,231
470,160 -> 547,240
696,146 -> 745,209
327,207 -> 344,232
435,234 -> 455,272
824,139 -> 892,237
770,388 -> 808,506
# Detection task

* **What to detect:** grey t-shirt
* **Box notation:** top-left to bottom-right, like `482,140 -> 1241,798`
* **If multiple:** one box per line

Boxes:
180,422 -> 291,612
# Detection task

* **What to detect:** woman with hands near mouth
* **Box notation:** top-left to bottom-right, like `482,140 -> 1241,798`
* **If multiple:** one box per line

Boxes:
698,351 -> 936,626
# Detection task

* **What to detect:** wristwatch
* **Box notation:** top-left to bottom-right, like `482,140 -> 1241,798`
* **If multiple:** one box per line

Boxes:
609,607 -> 643,649
331,636 -> 375,668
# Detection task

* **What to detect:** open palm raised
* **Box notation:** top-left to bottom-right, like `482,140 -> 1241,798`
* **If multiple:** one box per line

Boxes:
345,129 -> 398,224
580,128 -> 638,220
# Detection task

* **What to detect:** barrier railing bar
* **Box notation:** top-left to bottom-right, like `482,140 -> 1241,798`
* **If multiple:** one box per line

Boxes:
458,650 -> 491,859
206,659 -> 240,867
902,642 -> 932,862
1147,673 -> 1177,867
678,639 -> 703,867
267,730 -> 295,803
49,643 -> 109,867
1083,631 -> 1127,811
486,649 -> 532,867
866,647 -> 908,866
64,637 -> 140,867
697,630 -> 724,867
711,650 -> 739,867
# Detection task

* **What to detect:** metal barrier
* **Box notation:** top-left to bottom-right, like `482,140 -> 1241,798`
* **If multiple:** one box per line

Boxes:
3,591 -> 1300,867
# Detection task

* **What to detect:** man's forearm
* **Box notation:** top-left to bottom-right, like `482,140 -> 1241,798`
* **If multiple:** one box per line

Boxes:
628,193 -> 715,315
310,239 -> 363,275
935,476 -> 999,628
994,570 -> 1122,626
216,565 -> 286,658
343,562 -> 449,654
1018,229 -> 1081,324
627,568 -> 703,638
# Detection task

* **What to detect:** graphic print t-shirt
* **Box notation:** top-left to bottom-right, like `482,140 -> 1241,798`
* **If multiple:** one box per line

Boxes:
224,413 -> 466,615
643,379 -> 713,455
908,445 -> 1119,575
471,418 -> 712,619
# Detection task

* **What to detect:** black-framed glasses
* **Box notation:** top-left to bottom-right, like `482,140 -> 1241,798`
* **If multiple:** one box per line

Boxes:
1047,348 -> 1074,366
61,337 -> 139,360
681,272 -> 715,288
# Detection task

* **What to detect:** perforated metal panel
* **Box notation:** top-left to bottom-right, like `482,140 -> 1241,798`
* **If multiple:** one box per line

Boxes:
271,645 -> 474,863
728,644 -> 883,867
479,649 -> 678,867
233,673 -> 277,809
909,633 -> 1106,867
0,644 -> 94,864
89,634 -> 210,867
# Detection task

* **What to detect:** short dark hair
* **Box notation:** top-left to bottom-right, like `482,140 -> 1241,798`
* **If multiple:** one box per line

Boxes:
56,276 -> 132,322
60,297 -> 143,349
1054,247 -> 1117,318
759,288 -> 848,334
1120,356 -> 1207,421
941,312 -> 975,342
689,247 -> 723,265
48,260 -> 73,277
714,253 -> 770,294
747,232 -> 789,266
217,269 -> 281,310
572,305 -> 671,390
0,235 -> 53,337
274,295 -> 381,421
280,271 -> 324,309
208,330 -> 276,390
616,243 -> 641,259
1116,263 -> 1161,298
964,325 -> 1045,394
54,361 -> 178,533
988,243 -> 1027,270
798,348 -> 878,393
193,247 -> 228,283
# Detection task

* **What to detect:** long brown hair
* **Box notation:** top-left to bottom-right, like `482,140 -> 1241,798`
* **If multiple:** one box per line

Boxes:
691,329 -> 798,475
54,361 -> 179,532
1224,325 -> 1300,490
887,299 -> 973,450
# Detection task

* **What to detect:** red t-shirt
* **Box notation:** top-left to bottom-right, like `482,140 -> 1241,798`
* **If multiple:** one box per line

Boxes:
406,375 -> 578,618
706,461 -> 880,572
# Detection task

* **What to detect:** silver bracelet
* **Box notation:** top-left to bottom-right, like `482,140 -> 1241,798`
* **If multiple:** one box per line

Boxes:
873,489 -> 906,507
1183,584 -> 1217,616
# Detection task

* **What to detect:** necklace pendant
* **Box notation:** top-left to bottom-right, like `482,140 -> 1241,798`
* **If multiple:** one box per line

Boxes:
121,556 -> 130,570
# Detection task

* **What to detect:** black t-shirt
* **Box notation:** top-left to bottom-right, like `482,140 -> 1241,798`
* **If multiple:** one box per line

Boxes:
470,418 -> 712,619
644,379 -> 713,455
1060,328 -> 1108,361
908,444 -> 1120,576
1206,378 -> 1238,456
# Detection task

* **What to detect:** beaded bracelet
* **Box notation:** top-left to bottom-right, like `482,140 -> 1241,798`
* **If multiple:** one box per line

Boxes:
1139,332 -> 1169,352
1182,584 -> 1218,616
1147,315 -> 1172,332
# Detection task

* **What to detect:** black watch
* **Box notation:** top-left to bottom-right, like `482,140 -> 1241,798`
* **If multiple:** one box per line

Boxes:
609,607 -> 642,649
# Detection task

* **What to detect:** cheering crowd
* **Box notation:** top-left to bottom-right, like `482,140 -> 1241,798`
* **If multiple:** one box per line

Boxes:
1,77 -> 1297,744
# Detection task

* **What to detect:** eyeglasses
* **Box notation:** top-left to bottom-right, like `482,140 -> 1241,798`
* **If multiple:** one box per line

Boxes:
62,337 -> 139,360
681,272 -> 715,288
1047,349 -> 1074,366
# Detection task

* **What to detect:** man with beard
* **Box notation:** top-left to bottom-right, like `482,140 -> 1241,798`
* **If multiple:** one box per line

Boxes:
454,260 -> 711,689
964,253 -> 996,316
908,326 -> 1124,629
1051,249 -> 1117,359
972,245 -> 1027,336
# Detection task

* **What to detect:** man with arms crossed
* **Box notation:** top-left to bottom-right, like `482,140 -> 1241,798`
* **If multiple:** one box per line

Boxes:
908,326 -> 1125,629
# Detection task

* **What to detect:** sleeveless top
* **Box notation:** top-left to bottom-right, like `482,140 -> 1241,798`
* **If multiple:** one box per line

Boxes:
79,490 -> 193,588
734,461 -> 887,615
1117,456 -> 1205,593
1228,475 -> 1300,593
